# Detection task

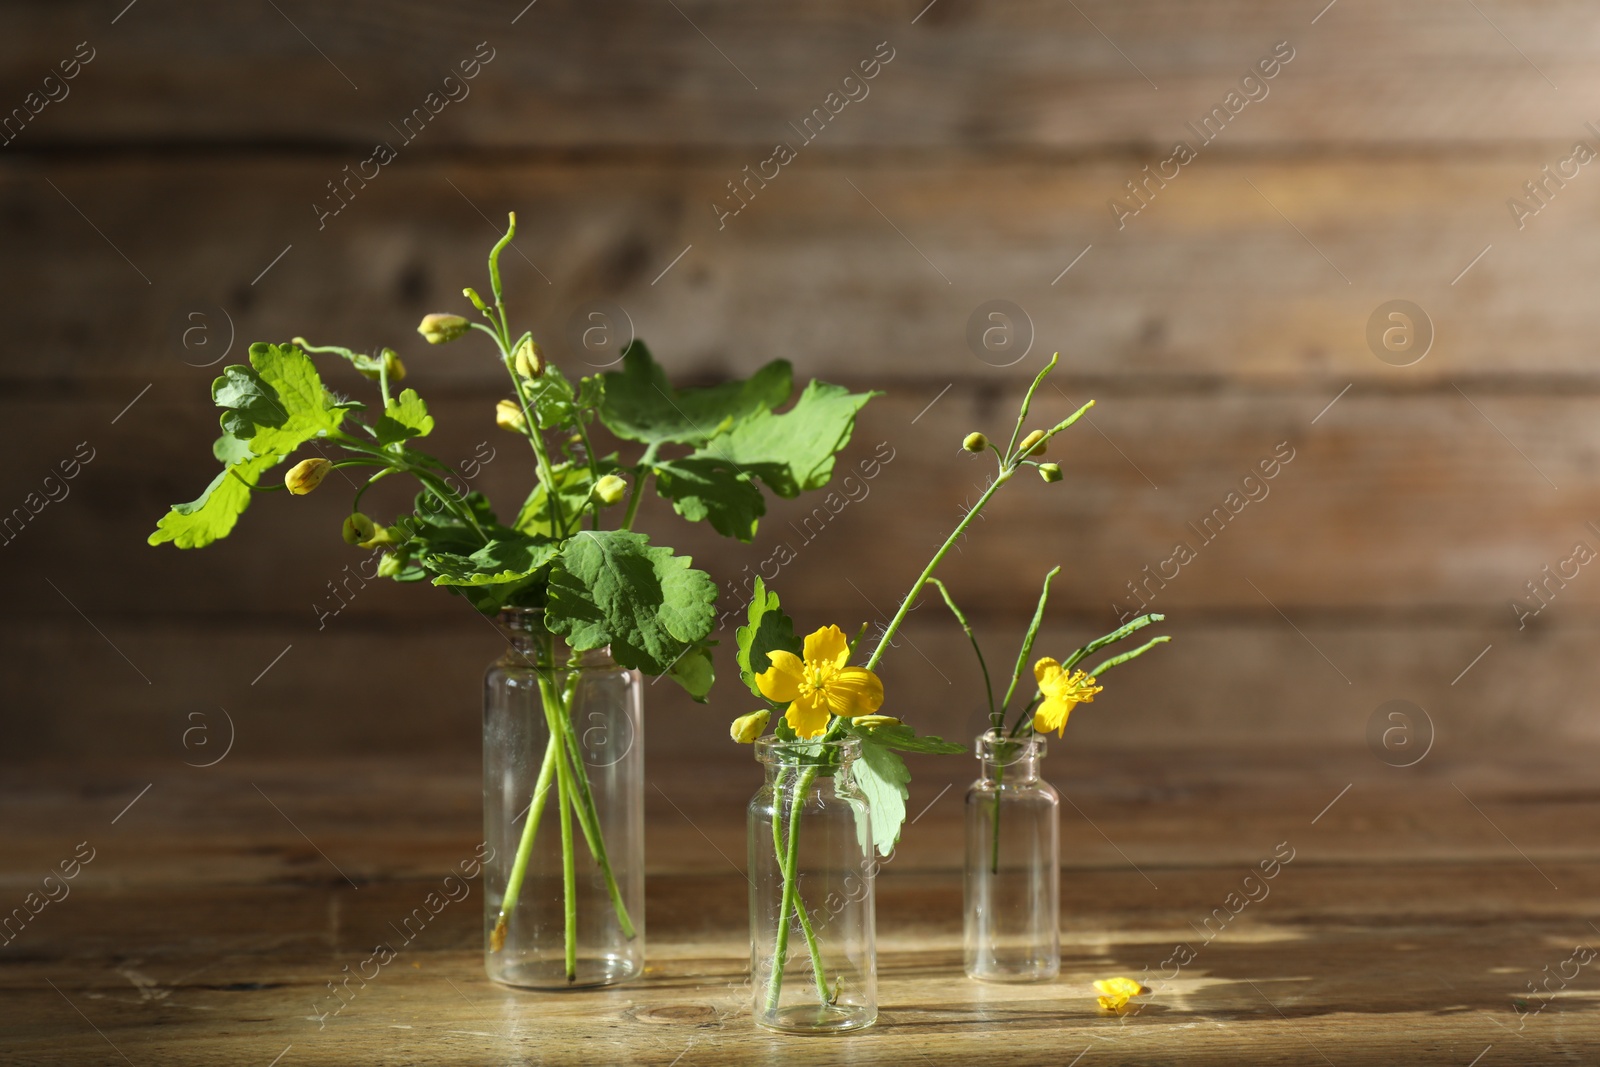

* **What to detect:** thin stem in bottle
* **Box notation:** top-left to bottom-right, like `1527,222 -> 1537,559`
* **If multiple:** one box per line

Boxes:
768,766 -> 832,1004
546,693 -> 580,982
491,732 -> 559,952
546,672 -> 637,939
764,763 -> 820,1012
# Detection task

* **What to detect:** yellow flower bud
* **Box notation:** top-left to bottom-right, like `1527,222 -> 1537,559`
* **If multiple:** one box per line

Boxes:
730,709 -> 771,743
1038,462 -> 1063,483
495,399 -> 527,433
852,714 -> 902,728
417,313 -> 470,344
1019,429 -> 1047,457
462,286 -> 488,312
382,347 -> 406,382
513,337 -> 544,379
962,432 -> 988,453
592,473 -> 627,506
376,553 -> 404,579
342,512 -> 375,545
284,458 -> 333,495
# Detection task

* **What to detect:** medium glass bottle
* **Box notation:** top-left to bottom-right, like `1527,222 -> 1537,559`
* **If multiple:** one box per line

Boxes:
482,608 -> 644,988
964,728 -> 1059,982
748,737 -> 877,1033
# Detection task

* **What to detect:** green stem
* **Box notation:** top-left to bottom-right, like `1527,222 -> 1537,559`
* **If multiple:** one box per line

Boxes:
491,732 -> 559,952
541,668 -> 637,940
768,767 -> 831,1005
928,578 -> 996,728
764,764 -> 820,1013
544,693 -> 579,982
620,443 -> 659,532
990,762 -> 1004,876
864,469 -> 1013,672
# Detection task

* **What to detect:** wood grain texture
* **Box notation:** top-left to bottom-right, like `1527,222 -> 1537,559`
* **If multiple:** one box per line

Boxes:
5,158 -> 1600,384
3,1 -> 1599,149
2,747 -> 1597,1064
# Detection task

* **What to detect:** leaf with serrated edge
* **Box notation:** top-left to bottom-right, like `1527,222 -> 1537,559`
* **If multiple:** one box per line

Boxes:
149,452 -> 281,549
849,721 -> 965,755
695,380 -> 877,498
428,536 -> 557,587
735,576 -> 802,702
653,457 -> 765,542
237,343 -> 345,455
545,530 -> 717,676
375,388 -> 434,445
851,740 -> 906,858
598,340 -> 792,447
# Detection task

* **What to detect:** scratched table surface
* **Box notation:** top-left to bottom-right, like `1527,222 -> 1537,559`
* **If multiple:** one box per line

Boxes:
3,743 -> 1598,1066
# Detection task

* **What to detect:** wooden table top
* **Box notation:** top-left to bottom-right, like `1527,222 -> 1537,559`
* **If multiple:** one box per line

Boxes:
3,743 -> 1598,1066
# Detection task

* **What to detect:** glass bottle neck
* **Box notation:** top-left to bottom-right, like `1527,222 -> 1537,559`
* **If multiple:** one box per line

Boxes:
976,730 -> 1045,783
493,609 -> 613,670
756,738 -> 861,783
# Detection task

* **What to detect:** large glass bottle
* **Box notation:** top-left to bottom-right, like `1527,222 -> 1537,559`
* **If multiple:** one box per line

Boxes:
482,608 -> 644,988
747,737 -> 877,1033
963,728 -> 1059,982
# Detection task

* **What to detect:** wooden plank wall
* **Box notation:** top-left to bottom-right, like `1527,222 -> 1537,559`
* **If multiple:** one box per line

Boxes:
2,0 -> 1598,764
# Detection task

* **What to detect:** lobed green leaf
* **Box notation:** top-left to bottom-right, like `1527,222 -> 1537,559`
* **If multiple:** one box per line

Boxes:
694,380 -> 878,498
735,576 -> 802,703
544,530 -> 717,677
598,341 -> 792,447
652,457 -> 765,542
374,388 -> 435,446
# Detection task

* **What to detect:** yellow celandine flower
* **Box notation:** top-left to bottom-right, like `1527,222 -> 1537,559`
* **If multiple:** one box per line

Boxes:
1032,658 -> 1103,737
756,625 -> 885,739
1094,976 -> 1148,1013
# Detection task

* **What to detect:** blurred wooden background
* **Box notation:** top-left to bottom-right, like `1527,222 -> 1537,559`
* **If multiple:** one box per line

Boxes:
3,0 -> 1599,767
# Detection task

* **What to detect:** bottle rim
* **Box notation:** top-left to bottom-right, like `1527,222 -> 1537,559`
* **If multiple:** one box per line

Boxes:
753,736 -> 862,765
976,727 -> 1046,765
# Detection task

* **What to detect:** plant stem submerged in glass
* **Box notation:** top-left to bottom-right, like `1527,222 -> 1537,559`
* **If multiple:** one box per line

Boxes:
964,729 -> 1059,982
483,608 -> 644,988
748,738 -> 877,1033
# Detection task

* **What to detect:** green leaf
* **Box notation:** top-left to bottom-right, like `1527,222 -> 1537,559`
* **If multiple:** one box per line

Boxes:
848,721 -> 966,755
390,490 -> 499,557
851,740 -> 909,858
653,457 -> 765,542
514,459 -> 614,538
545,530 -> 718,676
735,576 -> 802,703
374,388 -> 434,445
223,343 -> 346,456
667,640 -> 717,702
427,535 -> 558,587
524,366 -> 580,431
211,433 -> 254,466
694,380 -> 878,498
148,452 -> 281,549
597,340 -> 793,447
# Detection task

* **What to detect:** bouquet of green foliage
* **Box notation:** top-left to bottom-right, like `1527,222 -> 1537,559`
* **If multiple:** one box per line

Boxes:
148,215 -> 884,974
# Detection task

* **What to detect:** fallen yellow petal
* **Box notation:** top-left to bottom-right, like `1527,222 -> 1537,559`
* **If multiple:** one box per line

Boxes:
1093,976 -> 1148,1013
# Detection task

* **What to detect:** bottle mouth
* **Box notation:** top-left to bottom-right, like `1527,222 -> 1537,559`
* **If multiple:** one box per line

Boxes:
976,728 -> 1045,765
754,736 -> 862,766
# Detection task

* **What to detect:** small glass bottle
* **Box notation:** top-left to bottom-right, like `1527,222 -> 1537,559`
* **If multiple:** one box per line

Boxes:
748,737 -> 877,1033
482,607 -> 644,988
964,728 -> 1059,982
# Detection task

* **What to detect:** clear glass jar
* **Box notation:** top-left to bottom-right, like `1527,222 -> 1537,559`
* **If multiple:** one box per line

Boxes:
482,608 -> 644,988
747,737 -> 877,1033
964,729 -> 1059,982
